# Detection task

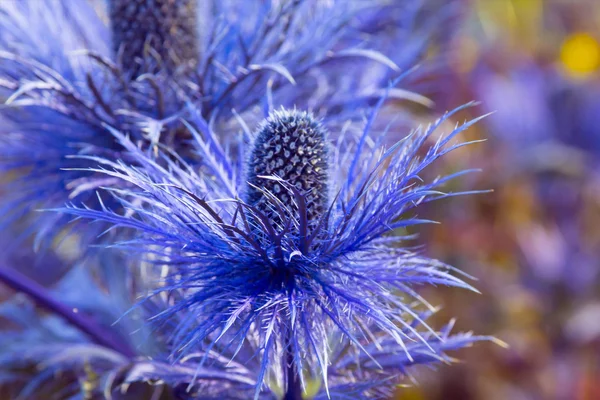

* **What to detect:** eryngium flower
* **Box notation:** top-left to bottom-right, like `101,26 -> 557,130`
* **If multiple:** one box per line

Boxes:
59,99 -> 492,398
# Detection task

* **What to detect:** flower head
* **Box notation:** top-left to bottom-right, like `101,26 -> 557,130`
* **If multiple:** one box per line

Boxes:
246,109 -> 329,232
57,98 -> 491,398
110,0 -> 200,77
0,0 -> 184,249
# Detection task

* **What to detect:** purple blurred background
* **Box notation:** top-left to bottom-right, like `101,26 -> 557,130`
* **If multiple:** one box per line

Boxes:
397,1 -> 600,399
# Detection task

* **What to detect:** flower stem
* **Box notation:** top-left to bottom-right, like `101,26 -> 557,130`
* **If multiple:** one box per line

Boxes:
0,265 -> 135,358
283,335 -> 303,400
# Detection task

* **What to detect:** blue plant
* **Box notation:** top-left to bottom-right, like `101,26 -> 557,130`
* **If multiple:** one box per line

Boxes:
0,1 -> 495,399
0,0 -> 189,249
40,97 -> 492,398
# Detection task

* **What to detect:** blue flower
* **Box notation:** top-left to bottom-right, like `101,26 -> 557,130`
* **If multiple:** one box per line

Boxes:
53,96 -> 493,398
0,0 -> 192,248
110,0 -> 200,78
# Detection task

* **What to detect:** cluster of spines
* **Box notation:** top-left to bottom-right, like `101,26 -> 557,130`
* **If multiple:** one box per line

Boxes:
245,109 -> 330,233
109,0 -> 199,77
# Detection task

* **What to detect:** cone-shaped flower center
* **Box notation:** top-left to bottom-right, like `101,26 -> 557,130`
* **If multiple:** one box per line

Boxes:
109,0 -> 199,77
246,109 -> 329,233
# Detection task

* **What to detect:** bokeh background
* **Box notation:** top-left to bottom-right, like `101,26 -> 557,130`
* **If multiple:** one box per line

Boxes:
397,0 -> 600,399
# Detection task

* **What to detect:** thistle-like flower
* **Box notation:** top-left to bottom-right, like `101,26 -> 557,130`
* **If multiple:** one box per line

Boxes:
0,0 -> 193,249
51,99 -> 493,398
245,110 -> 329,232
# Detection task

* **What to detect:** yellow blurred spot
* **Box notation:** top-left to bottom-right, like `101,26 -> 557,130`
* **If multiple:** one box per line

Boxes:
394,385 -> 425,400
560,33 -> 600,78
475,0 -> 543,51
303,377 -> 321,399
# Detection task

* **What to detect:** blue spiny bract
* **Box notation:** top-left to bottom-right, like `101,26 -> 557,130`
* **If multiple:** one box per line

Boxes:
110,0 -> 199,77
246,109 -> 329,235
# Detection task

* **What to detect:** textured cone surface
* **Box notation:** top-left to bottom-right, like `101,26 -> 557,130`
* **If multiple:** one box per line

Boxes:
110,0 -> 199,77
247,109 -> 329,232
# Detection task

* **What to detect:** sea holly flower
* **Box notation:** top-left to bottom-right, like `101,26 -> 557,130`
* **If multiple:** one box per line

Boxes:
48,98 -> 494,398
0,0 -> 197,249
245,109 -> 330,232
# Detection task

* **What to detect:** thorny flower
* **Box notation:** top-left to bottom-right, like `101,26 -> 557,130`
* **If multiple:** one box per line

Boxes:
245,110 -> 329,232
0,0 -> 197,248
110,0 -> 200,78
49,98 -> 496,399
